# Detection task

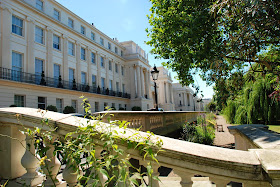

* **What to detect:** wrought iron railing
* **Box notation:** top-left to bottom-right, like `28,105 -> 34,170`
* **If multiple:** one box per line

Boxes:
0,67 -> 130,99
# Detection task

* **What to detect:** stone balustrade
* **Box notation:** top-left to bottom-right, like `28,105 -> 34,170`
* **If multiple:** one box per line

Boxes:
96,111 -> 203,135
0,107 -> 279,186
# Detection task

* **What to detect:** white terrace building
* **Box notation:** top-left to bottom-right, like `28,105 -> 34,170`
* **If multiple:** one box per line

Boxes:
0,0 -> 153,112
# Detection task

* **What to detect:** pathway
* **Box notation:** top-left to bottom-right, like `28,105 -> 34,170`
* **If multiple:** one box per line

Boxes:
213,115 -> 235,148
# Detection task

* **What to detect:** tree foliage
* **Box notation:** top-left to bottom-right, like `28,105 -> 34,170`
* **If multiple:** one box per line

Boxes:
147,0 -> 280,86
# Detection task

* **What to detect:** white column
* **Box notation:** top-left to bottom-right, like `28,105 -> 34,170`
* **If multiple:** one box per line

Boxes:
46,27 -> 53,78
136,65 -> 141,98
166,82 -> 170,104
146,70 -> 152,99
86,47 -> 91,85
105,57 -> 109,90
96,52 -> 101,87
62,35 -> 68,81
0,5 -> 12,69
129,65 -> 136,99
140,66 -> 145,97
26,17 -> 35,74
144,69 -> 149,98
112,60 -> 116,91
75,41 -> 81,84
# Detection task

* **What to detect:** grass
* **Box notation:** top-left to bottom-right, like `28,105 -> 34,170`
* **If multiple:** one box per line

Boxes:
268,125 -> 280,133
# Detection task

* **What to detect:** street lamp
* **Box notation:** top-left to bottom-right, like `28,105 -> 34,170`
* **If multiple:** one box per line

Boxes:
151,65 -> 159,110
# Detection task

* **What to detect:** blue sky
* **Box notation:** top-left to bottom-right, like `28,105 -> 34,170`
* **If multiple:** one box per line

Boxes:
56,0 -> 214,99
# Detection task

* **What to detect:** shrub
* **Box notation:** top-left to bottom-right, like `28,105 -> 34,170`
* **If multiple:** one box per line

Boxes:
46,105 -> 58,112
132,106 -> 142,111
182,113 -> 216,145
63,106 -> 76,114
119,107 -> 125,110
9,104 -> 17,107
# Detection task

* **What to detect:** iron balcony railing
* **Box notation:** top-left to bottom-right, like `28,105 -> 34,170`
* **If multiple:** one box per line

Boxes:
0,67 -> 131,99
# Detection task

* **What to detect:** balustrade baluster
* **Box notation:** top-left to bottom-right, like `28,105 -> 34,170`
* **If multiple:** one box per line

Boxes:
140,161 -> 160,187
173,169 -> 194,187
17,135 -> 44,186
43,137 -> 66,187
62,160 -> 80,187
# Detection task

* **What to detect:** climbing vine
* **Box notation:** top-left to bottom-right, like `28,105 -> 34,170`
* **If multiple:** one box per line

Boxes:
21,97 -> 163,186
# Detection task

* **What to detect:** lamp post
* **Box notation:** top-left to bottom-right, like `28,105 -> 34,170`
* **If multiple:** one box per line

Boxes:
151,65 -> 159,110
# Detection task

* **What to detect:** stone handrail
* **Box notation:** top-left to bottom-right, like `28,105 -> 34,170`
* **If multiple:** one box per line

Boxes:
0,107 -> 278,186
96,111 -> 204,135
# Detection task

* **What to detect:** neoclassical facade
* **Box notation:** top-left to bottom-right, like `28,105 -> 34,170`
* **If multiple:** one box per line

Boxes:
0,0 -> 153,113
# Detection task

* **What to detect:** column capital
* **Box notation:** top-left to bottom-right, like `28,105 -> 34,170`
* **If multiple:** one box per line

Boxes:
0,4 -> 12,13
26,17 -> 35,24
46,26 -> 53,33
75,41 -> 81,46
62,34 -> 68,40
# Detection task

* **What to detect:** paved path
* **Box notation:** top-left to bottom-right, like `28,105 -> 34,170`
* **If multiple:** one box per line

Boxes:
213,115 -> 235,148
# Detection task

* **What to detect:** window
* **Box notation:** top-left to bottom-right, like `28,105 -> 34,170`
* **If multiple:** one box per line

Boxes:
122,84 -> 125,93
38,97 -> 46,109
121,66 -> 124,76
91,32 -> 95,40
71,100 -> 77,112
35,26 -> 44,44
14,95 -> 25,107
109,80 -> 113,90
81,47 -> 86,60
81,25 -> 85,35
53,9 -> 60,20
81,72 -> 86,85
108,42 -> 111,50
115,63 -> 118,73
116,82 -> 119,92
179,94 -> 181,97
12,52 -> 22,81
68,18 -> 74,28
100,56 -> 104,67
112,103 -> 115,109
119,104 -> 122,110
121,50 -> 123,57
101,77 -> 105,89
109,61 -> 112,70
92,75 -> 96,87
35,58 -> 43,84
56,98 -> 63,113
68,41 -> 75,56
124,104 -> 127,110
115,47 -> 118,54
53,35 -> 60,50
91,52 -> 95,63
12,15 -> 23,36
69,68 -> 74,88
36,0 -> 43,11
54,64 -> 60,86
95,102 -> 99,112
100,37 -> 104,45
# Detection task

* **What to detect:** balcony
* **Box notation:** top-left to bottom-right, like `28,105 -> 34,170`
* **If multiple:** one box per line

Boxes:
0,67 -> 130,99
0,107 -> 279,186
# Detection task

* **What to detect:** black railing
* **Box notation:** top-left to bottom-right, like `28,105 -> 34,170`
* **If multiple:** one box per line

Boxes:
0,67 -> 130,99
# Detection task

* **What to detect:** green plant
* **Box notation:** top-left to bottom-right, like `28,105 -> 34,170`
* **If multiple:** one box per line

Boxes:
21,97 -> 162,186
132,106 -> 142,111
46,105 -> 58,112
63,106 -> 76,114
182,113 -> 215,145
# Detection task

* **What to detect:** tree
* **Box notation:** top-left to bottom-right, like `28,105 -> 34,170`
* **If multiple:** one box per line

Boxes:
147,0 -> 280,86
